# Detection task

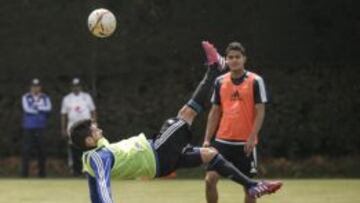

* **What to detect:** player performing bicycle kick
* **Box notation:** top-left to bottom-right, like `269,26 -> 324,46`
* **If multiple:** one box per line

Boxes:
70,41 -> 282,203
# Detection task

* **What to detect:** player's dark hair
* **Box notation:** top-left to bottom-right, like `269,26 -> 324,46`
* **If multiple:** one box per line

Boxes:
70,119 -> 93,151
225,42 -> 246,56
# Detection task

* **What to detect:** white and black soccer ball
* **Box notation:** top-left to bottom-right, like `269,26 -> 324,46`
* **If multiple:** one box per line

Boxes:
87,8 -> 116,38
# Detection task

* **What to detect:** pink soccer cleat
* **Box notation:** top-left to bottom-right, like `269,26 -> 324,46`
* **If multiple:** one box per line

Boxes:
201,41 -> 226,70
202,41 -> 219,65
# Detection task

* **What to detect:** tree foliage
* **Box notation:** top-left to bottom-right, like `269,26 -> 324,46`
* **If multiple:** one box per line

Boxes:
0,0 -> 358,159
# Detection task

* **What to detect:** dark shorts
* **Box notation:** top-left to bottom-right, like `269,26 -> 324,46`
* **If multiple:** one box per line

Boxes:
212,139 -> 258,177
152,117 -> 193,177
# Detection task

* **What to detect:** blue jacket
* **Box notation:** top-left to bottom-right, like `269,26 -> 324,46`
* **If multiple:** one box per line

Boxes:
22,93 -> 52,129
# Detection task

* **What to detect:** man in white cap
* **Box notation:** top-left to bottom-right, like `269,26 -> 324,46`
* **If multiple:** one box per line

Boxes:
21,78 -> 52,177
61,78 -> 96,176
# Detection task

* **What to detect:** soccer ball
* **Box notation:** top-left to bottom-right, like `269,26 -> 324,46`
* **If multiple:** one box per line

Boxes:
87,8 -> 117,38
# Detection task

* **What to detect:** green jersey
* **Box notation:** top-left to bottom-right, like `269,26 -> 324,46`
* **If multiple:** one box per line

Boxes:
82,133 -> 157,179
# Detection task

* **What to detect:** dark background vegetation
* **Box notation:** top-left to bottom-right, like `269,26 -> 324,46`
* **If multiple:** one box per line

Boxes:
0,0 -> 359,176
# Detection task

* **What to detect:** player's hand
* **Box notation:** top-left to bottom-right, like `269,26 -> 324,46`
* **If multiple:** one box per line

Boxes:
244,134 -> 257,157
203,140 -> 211,148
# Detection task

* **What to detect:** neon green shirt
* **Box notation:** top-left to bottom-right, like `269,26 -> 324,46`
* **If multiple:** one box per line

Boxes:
82,133 -> 157,179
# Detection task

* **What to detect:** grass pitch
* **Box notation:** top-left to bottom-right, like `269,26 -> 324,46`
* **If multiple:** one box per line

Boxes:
0,179 -> 359,203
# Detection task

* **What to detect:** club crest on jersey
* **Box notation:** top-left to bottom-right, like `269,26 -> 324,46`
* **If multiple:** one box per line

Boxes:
74,106 -> 83,113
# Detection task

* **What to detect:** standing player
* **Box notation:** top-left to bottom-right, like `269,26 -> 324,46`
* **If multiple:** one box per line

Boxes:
203,42 -> 268,203
70,41 -> 281,203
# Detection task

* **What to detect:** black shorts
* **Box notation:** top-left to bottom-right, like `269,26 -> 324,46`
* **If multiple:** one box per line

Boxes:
152,117 -> 193,177
212,139 -> 258,177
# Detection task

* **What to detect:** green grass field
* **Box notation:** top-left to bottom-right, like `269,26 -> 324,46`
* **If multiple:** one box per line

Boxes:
0,179 -> 359,203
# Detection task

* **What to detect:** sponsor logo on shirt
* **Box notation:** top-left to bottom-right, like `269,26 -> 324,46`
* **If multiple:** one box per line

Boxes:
231,90 -> 242,101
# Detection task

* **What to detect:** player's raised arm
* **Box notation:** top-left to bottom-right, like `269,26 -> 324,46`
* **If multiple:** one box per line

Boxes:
86,151 -> 114,203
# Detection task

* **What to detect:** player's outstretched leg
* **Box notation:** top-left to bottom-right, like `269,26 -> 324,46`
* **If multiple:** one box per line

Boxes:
185,41 -> 224,114
201,147 -> 257,188
179,41 -> 224,125
177,147 -> 282,199
200,147 -> 282,199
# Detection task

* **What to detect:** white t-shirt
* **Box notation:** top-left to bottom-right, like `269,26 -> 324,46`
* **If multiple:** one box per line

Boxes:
61,92 -> 96,130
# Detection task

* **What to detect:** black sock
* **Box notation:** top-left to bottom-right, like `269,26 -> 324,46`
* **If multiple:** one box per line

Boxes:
187,65 -> 222,113
207,154 -> 257,189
